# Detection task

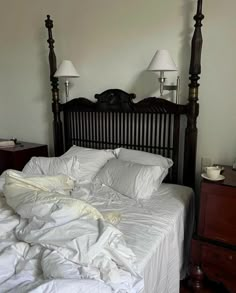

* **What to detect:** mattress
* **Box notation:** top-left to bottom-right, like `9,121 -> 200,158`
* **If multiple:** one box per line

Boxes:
72,182 -> 195,293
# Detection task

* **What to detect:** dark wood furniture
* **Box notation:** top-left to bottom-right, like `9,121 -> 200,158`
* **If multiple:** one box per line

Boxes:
190,166 -> 236,292
0,141 -> 48,174
181,278 -> 230,293
44,0 -> 204,189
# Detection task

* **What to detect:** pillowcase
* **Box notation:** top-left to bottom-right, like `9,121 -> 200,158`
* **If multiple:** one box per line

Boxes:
61,146 -> 116,182
115,147 -> 173,182
96,158 -> 165,200
22,156 -> 80,182
116,147 -> 173,168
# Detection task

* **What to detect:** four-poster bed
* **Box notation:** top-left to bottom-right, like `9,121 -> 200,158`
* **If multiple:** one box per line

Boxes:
43,1 -> 205,290
0,1 -> 209,293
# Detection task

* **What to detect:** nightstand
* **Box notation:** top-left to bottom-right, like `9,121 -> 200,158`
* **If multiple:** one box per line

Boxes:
0,141 -> 48,174
190,166 -> 236,292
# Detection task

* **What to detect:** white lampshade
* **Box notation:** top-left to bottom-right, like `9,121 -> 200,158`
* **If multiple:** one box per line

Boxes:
54,60 -> 80,78
147,49 -> 177,71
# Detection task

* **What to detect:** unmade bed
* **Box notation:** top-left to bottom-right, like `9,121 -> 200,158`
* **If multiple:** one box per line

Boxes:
0,0 -> 204,292
0,170 -> 194,293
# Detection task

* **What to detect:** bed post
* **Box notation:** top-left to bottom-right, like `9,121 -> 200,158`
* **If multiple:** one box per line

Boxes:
45,15 -> 64,156
183,0 -> 204,188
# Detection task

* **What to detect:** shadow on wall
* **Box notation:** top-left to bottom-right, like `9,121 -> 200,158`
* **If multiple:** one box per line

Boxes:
128,70 -> 173,102
128,70 -> 158,101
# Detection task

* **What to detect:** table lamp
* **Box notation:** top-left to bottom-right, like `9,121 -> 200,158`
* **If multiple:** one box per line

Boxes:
54,60 -> 80,101
147,49 -> 180,103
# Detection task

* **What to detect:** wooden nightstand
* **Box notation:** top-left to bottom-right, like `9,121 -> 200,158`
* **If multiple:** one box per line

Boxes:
190,166 -> 236,292
0,141 -> 48,174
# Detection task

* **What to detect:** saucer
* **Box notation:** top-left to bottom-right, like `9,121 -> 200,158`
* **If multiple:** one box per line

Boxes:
201,173 -> 225,181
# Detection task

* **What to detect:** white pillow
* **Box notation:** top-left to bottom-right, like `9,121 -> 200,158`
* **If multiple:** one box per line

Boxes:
22,156 -> 80,182
115,148 -> 173,182
61,146 -> 115,182
116,148 -> 173,168
96,158 -> 165,200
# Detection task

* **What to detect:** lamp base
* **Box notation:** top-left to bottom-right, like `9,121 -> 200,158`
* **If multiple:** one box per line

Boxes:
159,76 -> 180,103
64,80 -> 69,102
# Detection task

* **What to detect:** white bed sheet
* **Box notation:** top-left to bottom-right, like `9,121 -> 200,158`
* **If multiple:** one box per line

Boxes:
73,183 -> 194,293
0,173 -> 194,293
0,173 -> 143,293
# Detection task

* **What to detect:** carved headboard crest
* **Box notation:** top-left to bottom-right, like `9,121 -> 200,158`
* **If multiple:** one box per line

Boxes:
94,89 -> 136,112
63,88 -> 187,114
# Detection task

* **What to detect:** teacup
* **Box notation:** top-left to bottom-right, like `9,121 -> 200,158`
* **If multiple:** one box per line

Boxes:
206,166 -> 221,180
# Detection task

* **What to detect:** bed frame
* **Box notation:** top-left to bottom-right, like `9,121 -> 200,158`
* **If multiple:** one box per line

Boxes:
45,0 -> 204,189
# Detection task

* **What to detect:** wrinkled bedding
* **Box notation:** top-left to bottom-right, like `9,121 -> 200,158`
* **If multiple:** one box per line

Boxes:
73,181 -> 194,293
0,171 -> 143,293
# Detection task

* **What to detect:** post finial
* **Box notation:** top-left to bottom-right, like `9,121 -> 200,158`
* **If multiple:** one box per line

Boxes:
189,0 -> 204,101
45,15 -> 59,102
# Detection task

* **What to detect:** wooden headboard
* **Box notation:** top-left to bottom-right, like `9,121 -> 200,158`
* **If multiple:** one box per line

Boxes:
45,0 -> 204,189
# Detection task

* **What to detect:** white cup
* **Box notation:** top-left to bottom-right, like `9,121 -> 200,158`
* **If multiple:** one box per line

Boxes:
206,166 -> 221,180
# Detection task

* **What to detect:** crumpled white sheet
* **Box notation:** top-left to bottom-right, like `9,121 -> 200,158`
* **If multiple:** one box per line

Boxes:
0,170 -> 143,293
72,180 -> 195,293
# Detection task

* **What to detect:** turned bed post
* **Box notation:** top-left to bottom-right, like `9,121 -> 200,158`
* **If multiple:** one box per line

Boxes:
45,15 -> 64,156
187,2 -> 205,289
183,0 -> 204,188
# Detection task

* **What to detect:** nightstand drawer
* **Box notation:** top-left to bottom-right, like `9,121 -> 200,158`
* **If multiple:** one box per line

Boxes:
199,183 -> 236,245
202,244 -> 236,291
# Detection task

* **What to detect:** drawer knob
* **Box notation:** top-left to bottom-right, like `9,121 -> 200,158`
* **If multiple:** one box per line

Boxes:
228,255 -> 233,260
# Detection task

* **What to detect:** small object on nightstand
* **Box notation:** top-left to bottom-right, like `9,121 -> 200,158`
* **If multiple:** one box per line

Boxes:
206,166 -> 221,180
201,173 -> 225,181
0,140 -> 15,148
11,137 -> 24,146
11,137 -> 17,144
214,165 -> 224,172
201,166 -> 225,182
0,140 -> 48,174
